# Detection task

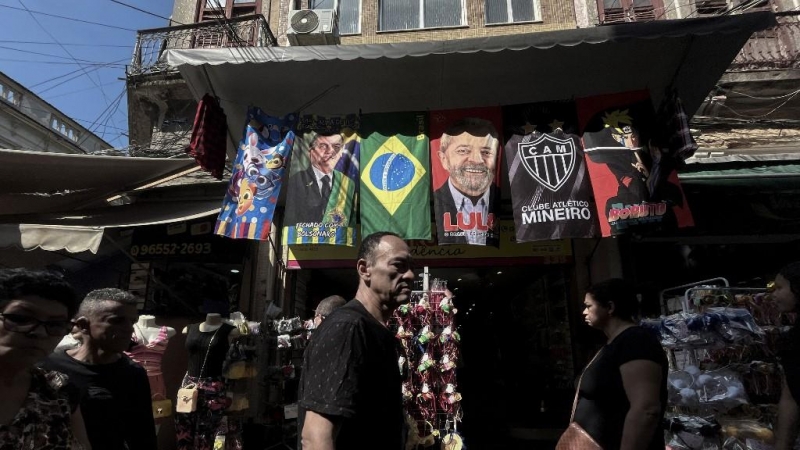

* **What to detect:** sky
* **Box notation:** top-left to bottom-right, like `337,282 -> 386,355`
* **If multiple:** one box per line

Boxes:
0,0 -> 175,149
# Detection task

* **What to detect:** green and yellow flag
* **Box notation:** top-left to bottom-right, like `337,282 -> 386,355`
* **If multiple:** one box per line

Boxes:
360,112 -> 431,239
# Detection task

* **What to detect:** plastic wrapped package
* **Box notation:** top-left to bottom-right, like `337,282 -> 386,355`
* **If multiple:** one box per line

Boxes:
668,367 -> 749,408
664,415 -> 721,450
706,308 -> 764,344
719,419 -> 774,447
642,308 -> 763,349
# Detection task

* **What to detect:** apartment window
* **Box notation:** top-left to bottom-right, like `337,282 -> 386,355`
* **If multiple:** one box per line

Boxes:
0,82 -> 21,107
379,0 -> 464,31
196,0 -> 263,47
597,0 -> 664,23
309,0 -> 361,35
198,0 -> 262,22
51,116 -> 80,142
486,0 -> 541,24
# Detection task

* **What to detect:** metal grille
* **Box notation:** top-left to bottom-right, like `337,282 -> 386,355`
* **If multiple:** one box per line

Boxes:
128,14 -> 277,77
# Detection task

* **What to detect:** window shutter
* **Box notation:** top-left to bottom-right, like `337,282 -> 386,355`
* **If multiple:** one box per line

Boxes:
630,4 -> 656,20
601,7 -> 626,23
695,0 -> 728,15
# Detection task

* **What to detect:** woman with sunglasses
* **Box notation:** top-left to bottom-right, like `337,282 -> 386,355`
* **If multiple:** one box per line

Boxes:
0,268 -> 91,449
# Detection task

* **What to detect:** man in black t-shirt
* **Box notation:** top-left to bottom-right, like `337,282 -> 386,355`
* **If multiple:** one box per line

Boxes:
299,232 -> 414,450
41,288 -> 156,450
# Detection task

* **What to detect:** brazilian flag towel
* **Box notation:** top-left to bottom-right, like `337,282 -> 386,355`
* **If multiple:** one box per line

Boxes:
360,112 -> 431,240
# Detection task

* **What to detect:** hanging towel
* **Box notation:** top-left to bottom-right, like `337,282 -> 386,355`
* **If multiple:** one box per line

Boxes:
658,90 -> 698,162
185,94 -> 228,179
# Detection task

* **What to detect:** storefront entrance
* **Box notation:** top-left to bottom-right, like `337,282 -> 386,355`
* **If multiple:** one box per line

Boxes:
295,263 -> 578,450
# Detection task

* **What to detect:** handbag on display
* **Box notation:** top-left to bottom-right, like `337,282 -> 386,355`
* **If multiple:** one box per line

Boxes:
176,384 -> 199,413
152,393 -> 173,419
176,327 -> 220,414
555,350 -> 604,450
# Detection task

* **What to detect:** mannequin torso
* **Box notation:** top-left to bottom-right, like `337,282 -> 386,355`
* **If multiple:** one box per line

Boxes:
134,315 -> 176,345
182,313 -> 240,342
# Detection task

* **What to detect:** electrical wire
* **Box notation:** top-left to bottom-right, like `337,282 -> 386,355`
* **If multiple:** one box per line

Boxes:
0,58 -> 126,66
0,40 -> 131,48
3,91 -> 129,132
30,58 -> 129,89
724,87 -> 800,101
0,45 -> 117,63
714,89 -> 800,119
96,91 -> 127,139
80,87 -> 126,136
0,4 -> 137,31
92,90 -> 126,136
108,0 -> 184,25
46,80 -> 122,100
16,0 -> 112,107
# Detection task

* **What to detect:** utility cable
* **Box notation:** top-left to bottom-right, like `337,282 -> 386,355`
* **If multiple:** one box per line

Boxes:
80,87 -> 126,137
0,4 -> 136,31
0,40 -> 130,48
0,58 -> 126,66
714,89 -> 800,120
31,58 -> 129,89
45,80 -> 122,100
16,0 -> 112,106
108,0 -> 184,24
0,45 -> 116,63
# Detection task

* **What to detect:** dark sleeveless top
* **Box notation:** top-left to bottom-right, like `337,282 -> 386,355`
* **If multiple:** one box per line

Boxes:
185,323 -> 234,378
779,326 -> 800,403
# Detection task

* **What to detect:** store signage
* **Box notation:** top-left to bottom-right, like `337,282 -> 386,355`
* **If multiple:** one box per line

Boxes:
131,218 -> 247,263
130,242 -> 212,258
285,220 -> 572,269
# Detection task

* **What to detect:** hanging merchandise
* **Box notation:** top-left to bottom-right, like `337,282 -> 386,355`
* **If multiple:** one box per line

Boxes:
392,279 -> 463,449
216,107 -> 297,240
578,91 -> 694,237
176,323 -> 236,450
125,315 -> 177,422
283,114 -> 360,246
429,107 -> 504,247
359,112 -> 432,240
650,281 -> 790,450
503,100 -> 598,242
655,88 -> 698,163
185,93 -> 228,180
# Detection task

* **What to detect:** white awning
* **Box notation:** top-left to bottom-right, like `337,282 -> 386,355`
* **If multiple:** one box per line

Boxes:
0,197 -> 222,254
0,148 -> 199,216
164,13 -> 775,142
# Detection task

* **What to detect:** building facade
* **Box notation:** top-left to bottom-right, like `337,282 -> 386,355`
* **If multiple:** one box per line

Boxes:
0,71 -> 112,154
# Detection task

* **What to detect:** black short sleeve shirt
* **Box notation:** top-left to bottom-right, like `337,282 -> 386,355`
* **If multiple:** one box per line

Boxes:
298,300 -> 403,450
779,326 -> 800,403
573,326 -> 668,450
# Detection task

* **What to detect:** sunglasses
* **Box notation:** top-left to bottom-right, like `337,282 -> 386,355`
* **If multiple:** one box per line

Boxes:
0,313 -> 74,337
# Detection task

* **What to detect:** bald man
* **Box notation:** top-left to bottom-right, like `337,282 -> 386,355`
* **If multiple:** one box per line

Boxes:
313,295 -> 347,327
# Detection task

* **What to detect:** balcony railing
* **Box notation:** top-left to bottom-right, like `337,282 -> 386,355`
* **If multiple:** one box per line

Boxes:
729,11 -> 800,71
128,14 -> 277,77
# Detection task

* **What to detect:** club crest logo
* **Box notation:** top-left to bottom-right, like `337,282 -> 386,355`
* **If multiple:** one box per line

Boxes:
518,134 -> 576,192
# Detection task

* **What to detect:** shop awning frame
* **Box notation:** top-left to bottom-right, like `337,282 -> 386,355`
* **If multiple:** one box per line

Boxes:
0,148 -> 199,216
165,12 -> 775,144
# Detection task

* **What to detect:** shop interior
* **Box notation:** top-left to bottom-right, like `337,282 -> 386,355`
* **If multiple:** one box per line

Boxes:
298,263 -> 579,449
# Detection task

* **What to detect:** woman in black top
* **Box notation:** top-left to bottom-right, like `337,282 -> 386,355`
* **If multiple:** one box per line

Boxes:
774,262 -> 800,450
573,278 -> 668,450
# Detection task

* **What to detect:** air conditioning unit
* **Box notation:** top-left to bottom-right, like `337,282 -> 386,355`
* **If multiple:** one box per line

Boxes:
287,9 -> 340,46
